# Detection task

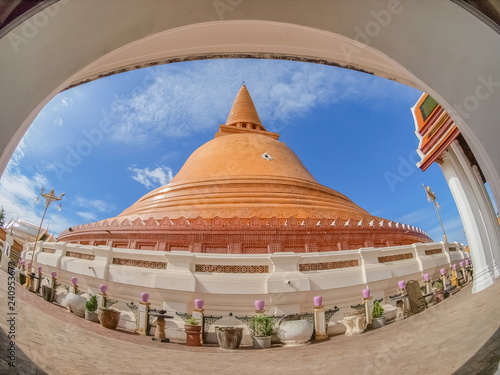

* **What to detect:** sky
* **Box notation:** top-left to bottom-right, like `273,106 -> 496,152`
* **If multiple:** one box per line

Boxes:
0,58 -> 468,244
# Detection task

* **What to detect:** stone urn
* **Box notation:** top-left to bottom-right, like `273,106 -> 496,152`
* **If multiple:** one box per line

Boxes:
64,292 -> 87,317
371,316 -> 386,329
85,310 -> 99,323
277,315 -> 313,346
215,327 -> 243,349
98,308 -> 121,330
41,285 -> 56,303
253,336 -> 272,349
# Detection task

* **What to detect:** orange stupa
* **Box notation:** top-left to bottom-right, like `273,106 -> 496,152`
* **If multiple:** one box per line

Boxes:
58,85 -> 431,252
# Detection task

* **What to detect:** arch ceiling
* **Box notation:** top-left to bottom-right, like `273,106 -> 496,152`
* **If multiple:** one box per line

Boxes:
0,0 -> 499,206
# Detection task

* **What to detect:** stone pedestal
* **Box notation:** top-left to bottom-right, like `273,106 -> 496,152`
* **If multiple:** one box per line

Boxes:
192,308 -> 204,343
313,305 -> 328,340
342,313 -> 365,336
136,302 -> 150,335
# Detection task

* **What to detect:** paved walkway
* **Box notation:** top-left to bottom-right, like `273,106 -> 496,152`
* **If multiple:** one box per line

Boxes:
1,269 -> 499,375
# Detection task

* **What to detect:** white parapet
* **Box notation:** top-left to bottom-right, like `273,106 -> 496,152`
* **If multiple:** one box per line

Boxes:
23,241 -> 467,316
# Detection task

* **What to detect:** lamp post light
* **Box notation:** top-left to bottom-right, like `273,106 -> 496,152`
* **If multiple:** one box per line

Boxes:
26,188 -> 65,290
422,184 -> 447,242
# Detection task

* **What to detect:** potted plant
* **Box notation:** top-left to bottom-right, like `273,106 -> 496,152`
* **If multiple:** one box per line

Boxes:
98,302 -> 121,330
249,314 -> 274,349
85,295 -> 99,323
41,272 -> 58,303
184,317 -> 202,346
371,301 -> 386,328
433,279 -> 445,302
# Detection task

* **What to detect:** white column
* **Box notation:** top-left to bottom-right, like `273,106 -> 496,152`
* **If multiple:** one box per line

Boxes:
440,141 -> 500,292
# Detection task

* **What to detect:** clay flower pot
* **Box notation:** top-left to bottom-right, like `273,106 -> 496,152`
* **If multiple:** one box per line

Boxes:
98,308 -> 121,330
215,327 -> 243,349
41,285 -> 56,303
185,324 -> 202,346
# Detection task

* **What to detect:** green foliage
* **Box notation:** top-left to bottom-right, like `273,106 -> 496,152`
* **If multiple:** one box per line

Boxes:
433,279 -> 444,290
249,314 -> 274,337
372,301 -> 384,319
185,317 -> 200,325
85,295 -> 98,312
0,206 -> 5,227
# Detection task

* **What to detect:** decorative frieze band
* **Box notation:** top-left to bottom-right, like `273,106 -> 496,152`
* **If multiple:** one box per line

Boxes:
378,253 -> 413,263
299,259 -> 359,271
112,258 -> 167,269
425,249 -> 442,256
195,264 -> 269,273
42,248 -> 56,254
66,251 -> 95,261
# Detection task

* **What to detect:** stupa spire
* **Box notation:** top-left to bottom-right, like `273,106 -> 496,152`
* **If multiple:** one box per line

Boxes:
225,84 -> 266,131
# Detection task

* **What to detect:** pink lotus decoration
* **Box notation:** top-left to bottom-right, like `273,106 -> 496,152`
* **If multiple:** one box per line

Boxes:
194,299 -> 204,309
362,289 -> 371,298
140,292 -> 149,303
452,264 -> 457,271
459,261 -> 464,268
398,280 -> 406,290
99,284 -> 108,294
254,300 -> 265,311
423,273 -> 430,282
440,268 -> 446,276
28,262 -> 32,268
51,271 -> 57,278
313,296 -> 323,306
71,277 -> 78,285
37,266 -> 43,273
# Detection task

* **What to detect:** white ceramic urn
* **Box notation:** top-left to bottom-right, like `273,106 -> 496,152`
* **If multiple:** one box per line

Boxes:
277,316 -> 313,346
63,293 -> 87,318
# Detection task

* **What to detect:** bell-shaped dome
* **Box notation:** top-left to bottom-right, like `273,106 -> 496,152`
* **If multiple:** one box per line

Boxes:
117,85 -> 371,221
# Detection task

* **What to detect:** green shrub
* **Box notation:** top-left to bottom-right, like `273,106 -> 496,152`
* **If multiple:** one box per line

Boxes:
185,317 -> 200,325
249,314 -> 274,337
372,301 -> 384,319
85,295 -> 98,312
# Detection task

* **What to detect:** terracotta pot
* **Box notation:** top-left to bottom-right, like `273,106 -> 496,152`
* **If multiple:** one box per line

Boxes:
434,289 -> 445,302
215,327 -> 243,349
185,324 -> 202,346
85,310 -> 99,323
98,309 -> 121,330
41,286 -> 56,303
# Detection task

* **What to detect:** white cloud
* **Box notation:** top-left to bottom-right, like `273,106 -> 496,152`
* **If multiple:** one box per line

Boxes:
73,196 -> 116,213
428,217 -> 465,244
76,211 -> 98,222
53,116 -> 63,127
129,165 -> 173,189
105,59 -> 390,145
0,167 -> 70,235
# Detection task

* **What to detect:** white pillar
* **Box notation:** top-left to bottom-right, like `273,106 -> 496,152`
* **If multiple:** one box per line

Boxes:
440,141 -> 500,292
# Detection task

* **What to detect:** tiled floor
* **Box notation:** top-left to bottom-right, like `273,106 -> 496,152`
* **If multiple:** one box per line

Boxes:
1,270 -> 499,375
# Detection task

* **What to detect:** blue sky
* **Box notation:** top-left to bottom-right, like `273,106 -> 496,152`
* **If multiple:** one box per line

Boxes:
0,58 -> 467,244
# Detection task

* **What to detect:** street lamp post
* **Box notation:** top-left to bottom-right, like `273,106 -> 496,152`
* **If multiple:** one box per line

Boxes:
26,188 -> 65,291
422,183 -> 447,242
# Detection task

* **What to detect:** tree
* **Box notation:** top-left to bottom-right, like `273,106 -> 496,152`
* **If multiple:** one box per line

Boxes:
0,206 -> 5,227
